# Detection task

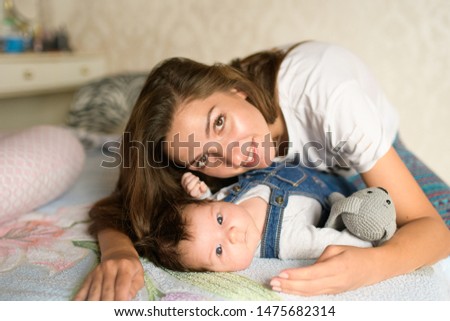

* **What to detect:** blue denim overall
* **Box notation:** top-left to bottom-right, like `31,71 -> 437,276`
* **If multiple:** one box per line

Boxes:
223,161 -> 357,258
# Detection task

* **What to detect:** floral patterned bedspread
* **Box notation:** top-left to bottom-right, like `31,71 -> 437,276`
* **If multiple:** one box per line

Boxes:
0,204 -> 98,300
1,202 -> 449,301
1,150 -> 449,301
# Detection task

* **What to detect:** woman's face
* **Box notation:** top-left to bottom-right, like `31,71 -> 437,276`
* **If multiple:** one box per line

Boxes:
166,90 -> 277,178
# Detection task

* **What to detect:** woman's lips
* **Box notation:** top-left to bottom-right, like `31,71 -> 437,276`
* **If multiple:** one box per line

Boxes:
241,143 -> 259,167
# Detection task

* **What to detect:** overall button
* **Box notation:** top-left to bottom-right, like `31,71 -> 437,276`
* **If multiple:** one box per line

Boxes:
233,185 -> 241,192
275,196 -> 284,204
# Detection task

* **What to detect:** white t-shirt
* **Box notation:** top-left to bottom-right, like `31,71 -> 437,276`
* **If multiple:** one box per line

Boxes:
215,184 -> 371,260
276,41 -> 399,175
208,42 -> 395,259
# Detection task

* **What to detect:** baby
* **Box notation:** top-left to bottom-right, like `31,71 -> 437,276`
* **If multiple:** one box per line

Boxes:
159,161 -> 384,272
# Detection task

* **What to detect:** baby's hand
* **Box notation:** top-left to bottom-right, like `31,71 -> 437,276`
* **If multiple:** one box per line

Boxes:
181,172 -> 211,199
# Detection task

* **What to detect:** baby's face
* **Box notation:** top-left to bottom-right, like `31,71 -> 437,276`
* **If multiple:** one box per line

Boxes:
179,201 -> 261,272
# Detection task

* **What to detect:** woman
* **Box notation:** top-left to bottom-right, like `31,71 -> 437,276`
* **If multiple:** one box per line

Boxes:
74,41 -> 450,300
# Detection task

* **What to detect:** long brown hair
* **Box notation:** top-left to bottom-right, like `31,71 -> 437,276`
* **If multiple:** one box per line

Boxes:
88,46 -> 294,257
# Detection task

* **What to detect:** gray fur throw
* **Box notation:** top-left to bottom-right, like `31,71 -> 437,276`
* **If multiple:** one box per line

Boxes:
67,73 -> 147,134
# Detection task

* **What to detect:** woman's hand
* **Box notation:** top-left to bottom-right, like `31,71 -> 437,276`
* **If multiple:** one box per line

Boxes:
73,248 -> 144,301
181,172 -> 211,199
73,228 -> 145,301
270,147 -> 450,297
270,245 -> 380,296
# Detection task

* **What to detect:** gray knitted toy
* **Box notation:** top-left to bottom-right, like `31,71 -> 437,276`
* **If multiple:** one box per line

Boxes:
325,187 -> 397,246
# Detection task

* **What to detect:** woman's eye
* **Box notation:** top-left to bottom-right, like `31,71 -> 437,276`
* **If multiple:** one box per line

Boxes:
217,213 -> 223,225
214,114 -> 225,130
196,155 -> 208,168
216,244 -> 223,257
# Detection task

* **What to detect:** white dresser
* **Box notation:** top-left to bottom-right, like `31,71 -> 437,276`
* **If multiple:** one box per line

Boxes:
0,52 -> 106,98
0,52 -> 106,130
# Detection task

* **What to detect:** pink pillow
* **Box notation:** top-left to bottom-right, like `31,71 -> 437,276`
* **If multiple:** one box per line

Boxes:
0,125 -> 85,217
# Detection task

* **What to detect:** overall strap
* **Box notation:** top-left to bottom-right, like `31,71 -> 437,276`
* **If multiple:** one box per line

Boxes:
260,183 -> 289,258
223,162 -> 357,258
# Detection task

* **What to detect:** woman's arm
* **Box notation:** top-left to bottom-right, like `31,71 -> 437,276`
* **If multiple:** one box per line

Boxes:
73,228 -> 144,301
360,147 -> 450,270
270,147 -> 450,296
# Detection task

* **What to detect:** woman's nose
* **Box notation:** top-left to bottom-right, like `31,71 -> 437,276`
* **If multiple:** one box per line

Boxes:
223,140 -> 249,167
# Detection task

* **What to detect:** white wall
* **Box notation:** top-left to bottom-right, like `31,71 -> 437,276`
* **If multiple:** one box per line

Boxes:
6,0 -> 450,183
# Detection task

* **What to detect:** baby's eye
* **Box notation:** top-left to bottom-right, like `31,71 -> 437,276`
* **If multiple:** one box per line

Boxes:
214,114 -> 225,130
216,244 -> 223,257
217,213 -> 223,225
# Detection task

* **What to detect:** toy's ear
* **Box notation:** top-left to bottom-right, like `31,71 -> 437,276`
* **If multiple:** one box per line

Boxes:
325,195 -> 363,230
328,192 -> 345,204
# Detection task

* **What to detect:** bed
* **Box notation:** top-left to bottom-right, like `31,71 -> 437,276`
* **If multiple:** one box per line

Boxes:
0,145 -> 449,301
1,74 -> 449,301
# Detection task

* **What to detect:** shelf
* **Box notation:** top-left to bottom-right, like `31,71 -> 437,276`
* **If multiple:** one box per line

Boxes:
0,52 -> 106,98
